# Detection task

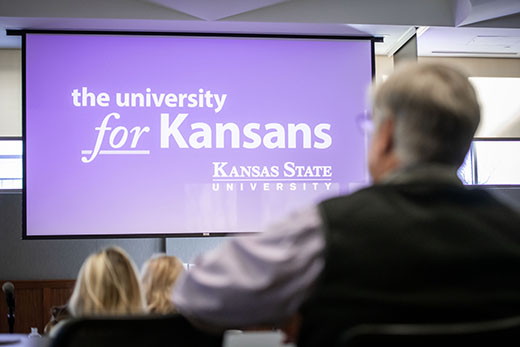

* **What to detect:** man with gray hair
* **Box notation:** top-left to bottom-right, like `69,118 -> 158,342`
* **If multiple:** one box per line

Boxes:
172,63 -> 520,347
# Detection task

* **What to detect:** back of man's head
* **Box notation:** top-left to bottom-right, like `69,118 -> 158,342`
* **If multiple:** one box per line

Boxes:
373,63 -> 480,168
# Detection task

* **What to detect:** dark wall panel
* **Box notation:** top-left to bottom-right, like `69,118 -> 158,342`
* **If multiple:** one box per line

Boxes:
0,192 -> 163,280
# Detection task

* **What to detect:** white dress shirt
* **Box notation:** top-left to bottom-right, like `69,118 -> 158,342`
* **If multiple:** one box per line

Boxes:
172,205 -> 325,327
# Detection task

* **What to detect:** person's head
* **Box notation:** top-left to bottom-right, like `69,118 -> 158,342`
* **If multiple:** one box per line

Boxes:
68,246 -> 146,316
368,63 -> 480,182
43,304 -> 71,335
141,254 -> 184,314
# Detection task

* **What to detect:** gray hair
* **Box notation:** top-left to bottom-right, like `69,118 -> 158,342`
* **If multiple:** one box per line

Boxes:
373,63 -> 480,167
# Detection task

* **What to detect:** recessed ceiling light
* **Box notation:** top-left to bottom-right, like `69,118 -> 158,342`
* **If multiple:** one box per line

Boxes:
432,50 -> 518,55
470,36 -> 520,45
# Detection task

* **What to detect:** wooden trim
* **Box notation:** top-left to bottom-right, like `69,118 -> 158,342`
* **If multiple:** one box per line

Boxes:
0,280 -> 75,334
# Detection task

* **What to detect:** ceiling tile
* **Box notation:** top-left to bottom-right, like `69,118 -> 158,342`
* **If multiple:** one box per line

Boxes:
144,0 -> 290,21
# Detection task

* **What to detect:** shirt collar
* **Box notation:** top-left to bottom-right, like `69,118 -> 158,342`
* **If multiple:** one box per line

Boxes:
381,163 -> 463,186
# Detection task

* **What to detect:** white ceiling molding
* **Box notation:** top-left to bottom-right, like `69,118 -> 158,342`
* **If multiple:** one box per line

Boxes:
416,26 -> 430,38
385,27 -> 416,57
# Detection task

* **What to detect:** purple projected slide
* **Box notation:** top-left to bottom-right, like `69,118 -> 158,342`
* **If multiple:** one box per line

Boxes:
24,33 -> 373,237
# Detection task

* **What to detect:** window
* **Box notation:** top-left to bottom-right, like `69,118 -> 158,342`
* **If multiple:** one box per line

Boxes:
458,139 -> 520,186
0,139 -> 22,189
473,140 -> 520,185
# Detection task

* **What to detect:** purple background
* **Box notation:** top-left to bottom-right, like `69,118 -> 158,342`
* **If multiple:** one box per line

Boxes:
25,34 -> 372,236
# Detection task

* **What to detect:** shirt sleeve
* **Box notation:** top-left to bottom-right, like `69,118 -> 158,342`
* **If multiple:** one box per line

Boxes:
172,205 -> 325,328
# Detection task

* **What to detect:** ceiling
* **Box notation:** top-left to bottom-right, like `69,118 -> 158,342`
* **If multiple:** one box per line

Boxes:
0,0 -> 519,57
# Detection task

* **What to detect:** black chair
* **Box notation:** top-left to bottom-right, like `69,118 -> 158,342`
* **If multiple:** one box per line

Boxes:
336,316 -> 520,347
50,314 -> 223,347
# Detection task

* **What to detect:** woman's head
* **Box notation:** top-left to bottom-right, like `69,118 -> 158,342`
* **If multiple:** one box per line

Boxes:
69,246 -> 146,316
141,254 -> 184,314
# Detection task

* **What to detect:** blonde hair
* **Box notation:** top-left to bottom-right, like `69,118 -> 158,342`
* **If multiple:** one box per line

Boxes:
68,246 -> 146,316
141,254 -> 184,314
373,62 -> 480,167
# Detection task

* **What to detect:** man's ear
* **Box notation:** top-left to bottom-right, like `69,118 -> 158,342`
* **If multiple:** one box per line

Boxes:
368,115 -> 401,183
379,116 -> 395,155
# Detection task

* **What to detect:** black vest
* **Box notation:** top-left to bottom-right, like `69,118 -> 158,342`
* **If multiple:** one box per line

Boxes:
298,182 -> 520,347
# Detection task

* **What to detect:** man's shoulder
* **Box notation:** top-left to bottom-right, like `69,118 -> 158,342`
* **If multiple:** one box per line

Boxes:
319,182 -> 519,219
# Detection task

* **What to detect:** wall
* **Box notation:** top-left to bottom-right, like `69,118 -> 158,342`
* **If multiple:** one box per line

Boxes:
418,56 -> 520,77
393,35 -> 418,66
374,55 -> 393,84
0,279 -> 74,334
0,191 -> 230,280
0,49 -> 21,137
378,56 -> 520,79
0,192 -> 164,280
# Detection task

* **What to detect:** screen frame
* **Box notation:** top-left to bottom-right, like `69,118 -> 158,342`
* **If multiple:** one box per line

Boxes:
12,29 -> 378,239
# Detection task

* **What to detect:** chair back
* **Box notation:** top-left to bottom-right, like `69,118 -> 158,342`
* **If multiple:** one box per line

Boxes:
50,314 -> 222,347
337,316 -> 520,347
